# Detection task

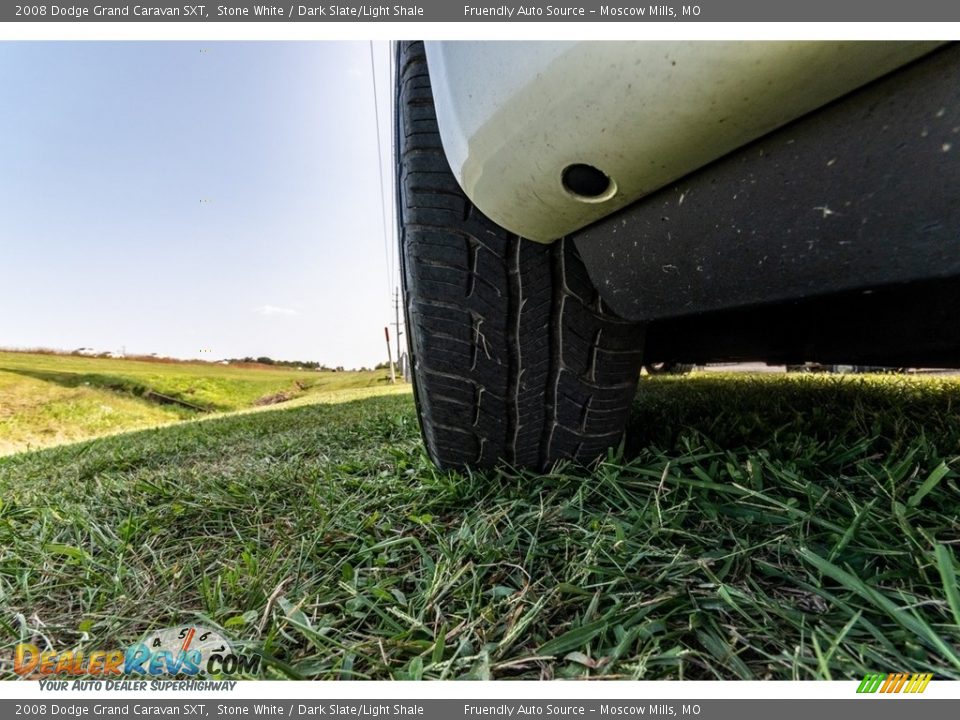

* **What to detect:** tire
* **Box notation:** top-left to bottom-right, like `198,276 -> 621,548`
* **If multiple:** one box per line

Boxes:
396,41 -> 646,471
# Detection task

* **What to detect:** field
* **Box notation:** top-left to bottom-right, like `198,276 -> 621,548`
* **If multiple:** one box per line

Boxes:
0,350 -> 401,455
1,367 -> 958,680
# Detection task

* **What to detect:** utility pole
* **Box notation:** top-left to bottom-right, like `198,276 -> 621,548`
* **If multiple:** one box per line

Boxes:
384,326 -> 396,383
391,287 -> 404,380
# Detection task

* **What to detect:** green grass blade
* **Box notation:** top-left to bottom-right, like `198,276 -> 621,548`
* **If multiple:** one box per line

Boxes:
908,462 -> 952,508
934,544 -> 960,630
798,547 -> 960,670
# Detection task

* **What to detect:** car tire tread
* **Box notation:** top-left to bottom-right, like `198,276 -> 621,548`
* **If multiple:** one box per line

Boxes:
397,41 -> 646,470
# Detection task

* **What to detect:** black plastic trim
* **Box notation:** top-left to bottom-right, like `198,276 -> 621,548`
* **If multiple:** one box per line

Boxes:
574,43 -> 960,327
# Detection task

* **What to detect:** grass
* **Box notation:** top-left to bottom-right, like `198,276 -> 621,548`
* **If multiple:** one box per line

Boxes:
0,350 -> 397,455
1,372 -> 959,680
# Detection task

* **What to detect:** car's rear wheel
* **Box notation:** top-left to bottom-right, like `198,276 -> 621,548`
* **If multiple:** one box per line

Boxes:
396,41 -> 646,471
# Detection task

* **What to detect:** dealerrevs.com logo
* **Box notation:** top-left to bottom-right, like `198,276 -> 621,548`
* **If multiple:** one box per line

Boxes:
15,625 -> 260,677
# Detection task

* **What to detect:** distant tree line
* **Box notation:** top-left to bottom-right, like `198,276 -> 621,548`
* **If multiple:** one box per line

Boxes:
227,357 -> 394,372
227,356 -> 339,370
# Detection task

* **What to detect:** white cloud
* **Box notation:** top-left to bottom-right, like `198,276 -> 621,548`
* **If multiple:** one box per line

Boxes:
254,305 -> 298,317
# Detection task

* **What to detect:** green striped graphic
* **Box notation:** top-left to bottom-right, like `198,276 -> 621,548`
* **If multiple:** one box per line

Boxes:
857,673 -> 886,693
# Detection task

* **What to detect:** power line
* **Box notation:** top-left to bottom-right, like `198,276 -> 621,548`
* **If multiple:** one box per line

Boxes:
369,40 -> 394,302
388,41 -> 399,295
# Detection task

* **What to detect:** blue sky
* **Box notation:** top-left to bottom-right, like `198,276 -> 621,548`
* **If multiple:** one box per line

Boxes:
0,41 -> 399,368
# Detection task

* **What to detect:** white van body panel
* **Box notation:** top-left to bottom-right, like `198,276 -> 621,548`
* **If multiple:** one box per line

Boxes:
425,41 -> 941,242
